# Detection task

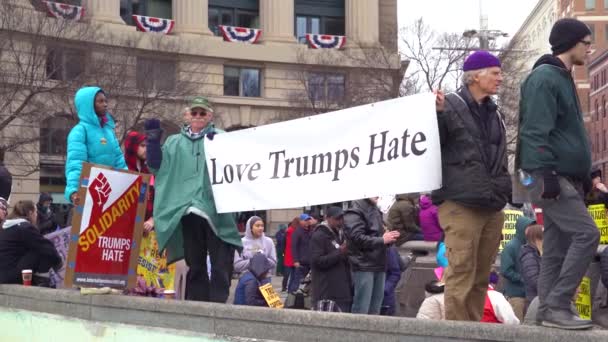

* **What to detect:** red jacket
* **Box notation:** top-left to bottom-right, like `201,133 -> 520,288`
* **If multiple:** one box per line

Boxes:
481,294 -> 500,323
284,226 -> 295,267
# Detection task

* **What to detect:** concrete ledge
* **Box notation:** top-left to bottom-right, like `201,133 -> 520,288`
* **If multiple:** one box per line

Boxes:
1,285 -> 607,342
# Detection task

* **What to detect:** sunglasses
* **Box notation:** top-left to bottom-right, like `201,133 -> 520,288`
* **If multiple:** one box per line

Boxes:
191,110 -> 209,117
580,40 -> 592,46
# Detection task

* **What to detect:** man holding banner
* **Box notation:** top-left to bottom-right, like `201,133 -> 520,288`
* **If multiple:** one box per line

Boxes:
145,97 -> 242,303
434,51 -> 511,322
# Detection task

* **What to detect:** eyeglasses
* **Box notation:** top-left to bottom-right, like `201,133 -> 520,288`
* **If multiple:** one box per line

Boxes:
190,110 -> 209,117
580,40 -> 592,47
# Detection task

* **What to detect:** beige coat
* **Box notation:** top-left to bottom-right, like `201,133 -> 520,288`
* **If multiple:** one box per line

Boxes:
416,293 -> 445,320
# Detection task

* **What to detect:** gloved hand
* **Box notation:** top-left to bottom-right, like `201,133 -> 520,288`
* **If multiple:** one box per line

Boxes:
206,129 -> 217,141
541,169 -> 561,199
144,118 -> 163,142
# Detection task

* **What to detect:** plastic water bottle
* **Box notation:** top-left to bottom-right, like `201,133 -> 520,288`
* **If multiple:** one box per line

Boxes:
518,169 -> 534,187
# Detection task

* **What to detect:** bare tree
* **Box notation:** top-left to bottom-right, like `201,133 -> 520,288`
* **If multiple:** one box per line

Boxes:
288,40 -> 407,117
0,1 -> 92,175
401,18 -> 475,93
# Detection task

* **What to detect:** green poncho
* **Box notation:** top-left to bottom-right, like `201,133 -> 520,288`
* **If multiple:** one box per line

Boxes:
151,125 -> 242,264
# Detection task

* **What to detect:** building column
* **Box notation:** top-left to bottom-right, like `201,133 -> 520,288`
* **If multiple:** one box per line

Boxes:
172,0 -> 213,36
260,0 -> 295,44
82,0 -> 125,25
346,0 -> 380,47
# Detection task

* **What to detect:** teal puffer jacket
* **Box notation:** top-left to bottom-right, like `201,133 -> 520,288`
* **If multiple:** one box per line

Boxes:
64,86 -> 127,201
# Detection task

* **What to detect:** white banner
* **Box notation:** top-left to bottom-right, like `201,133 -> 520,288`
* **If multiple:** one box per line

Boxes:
205,93 -> 442,213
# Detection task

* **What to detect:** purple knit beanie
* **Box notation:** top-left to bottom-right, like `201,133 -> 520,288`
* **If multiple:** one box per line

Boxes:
463,51 -> 501,71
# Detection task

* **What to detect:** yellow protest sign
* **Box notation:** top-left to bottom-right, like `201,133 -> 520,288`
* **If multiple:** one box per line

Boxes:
575,277 -> 592,320
500,210 -> 523,251
137,231 -> 176,290
588,204 -> 608,244
259,283 -> 284,309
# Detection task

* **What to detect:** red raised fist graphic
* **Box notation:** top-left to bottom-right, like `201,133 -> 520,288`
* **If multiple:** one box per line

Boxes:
89,172 -> 112,209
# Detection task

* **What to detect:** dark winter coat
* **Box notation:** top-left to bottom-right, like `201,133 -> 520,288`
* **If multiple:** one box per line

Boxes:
599,247 -> 608,289
292,225 -> 312,266
36,193 -> 56,235
310,223 -> 352,305
0,219 -> 62,284
0,164 -> 11,200
387,194 -> 420,245
234,253 -> 273,306
519,243 -> 541,304
382,246 -> 402,315
500,216 -> 534,298
344,199 -> 387,272
432,86 -> 511,210
517,55 -> 592,180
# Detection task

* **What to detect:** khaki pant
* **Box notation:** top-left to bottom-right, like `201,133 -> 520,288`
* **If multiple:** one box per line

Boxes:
438,200 -> 504,321
507,297 -> 526,322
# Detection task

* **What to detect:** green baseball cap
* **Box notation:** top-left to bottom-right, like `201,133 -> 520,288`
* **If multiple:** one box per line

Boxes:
190,96 -> 214,113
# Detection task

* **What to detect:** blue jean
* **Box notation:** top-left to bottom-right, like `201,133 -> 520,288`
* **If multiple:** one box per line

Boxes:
288,265 -> 310,293
351,271 -> 386,315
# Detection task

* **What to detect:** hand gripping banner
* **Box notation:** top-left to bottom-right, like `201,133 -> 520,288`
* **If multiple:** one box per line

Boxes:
306,34 -> 346,49
43,1 -> 84,21
219,25 -> 262,44
132,15 -> 175,34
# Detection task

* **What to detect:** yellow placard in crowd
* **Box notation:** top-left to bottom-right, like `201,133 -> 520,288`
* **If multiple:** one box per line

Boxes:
500,210 -> 523,251
259,283 -> 284,309
575,276 -> 592,320
137,231 -> 176,290
588,204 -> 608,244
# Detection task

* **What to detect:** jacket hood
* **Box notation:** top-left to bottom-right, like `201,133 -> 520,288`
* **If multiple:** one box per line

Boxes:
74,86 -> 114,128
124,131 -> 148,173
248,253 -> 273,279
38,192 -> 53,204
2,218 -> 29,230
419,195 -> 432,209
244,216 -> 264,240
515,216 -> 535,243
532,54 -> 568,70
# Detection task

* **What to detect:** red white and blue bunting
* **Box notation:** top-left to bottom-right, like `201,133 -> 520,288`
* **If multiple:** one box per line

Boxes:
132,15 -> 175,35
306,34 -> 346,49
219,26 -> 262,44
43,1 -> 84,21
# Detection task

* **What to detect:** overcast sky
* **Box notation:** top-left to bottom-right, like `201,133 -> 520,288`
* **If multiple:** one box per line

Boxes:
398,0 -> 540,45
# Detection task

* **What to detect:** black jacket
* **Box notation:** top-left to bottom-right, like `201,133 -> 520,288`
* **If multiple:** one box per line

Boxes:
310,223 -> 352,304
344,199 -> 387,272
600,247 -> 608,289
519,244 -> 541,304
432,87 -> 511,210
292,226 -> 312,266
37,207 -> 55,236
0,164 -> 11,199
0,219 -> 62,284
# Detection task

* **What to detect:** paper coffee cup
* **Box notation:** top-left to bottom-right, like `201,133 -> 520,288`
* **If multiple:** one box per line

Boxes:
163,290 -> 175,299
22,269 -> 32,286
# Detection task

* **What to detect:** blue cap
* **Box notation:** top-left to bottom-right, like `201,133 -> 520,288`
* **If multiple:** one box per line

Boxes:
299,213 -> 312,221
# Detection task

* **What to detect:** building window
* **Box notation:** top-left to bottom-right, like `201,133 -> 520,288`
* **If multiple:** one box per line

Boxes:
604,96 -> 606,117
590,24 -> 596,42
208,0 -> 259,36
587,0 -> 596,10
46,48 -> 84,81
596,99 -> 600,121
604,130 -> 607,151
605,0 -> 608,9
308,73 -> 345,103
224,66 -> 261,97
40,115 -> 74,155
295,0 -> 345,43
136,57 -> 176,91
120,0 -> 172,25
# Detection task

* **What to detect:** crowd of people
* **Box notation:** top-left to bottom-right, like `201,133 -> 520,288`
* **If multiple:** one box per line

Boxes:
2,17 -> 608,332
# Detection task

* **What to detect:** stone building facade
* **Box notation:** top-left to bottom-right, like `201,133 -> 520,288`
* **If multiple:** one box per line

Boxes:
1,0 -> 402,233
